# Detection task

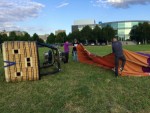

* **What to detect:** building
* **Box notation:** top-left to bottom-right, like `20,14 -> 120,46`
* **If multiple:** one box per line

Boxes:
55,30 -> 66,35
100,20 -> 150,40
14,31 -> 26,36
0,30 -> 26,37
71,20 -> 150,41
0,30 -> 10,36
38,34 -> 49,42
72,19 -> 98,32
2,41 -> 39,82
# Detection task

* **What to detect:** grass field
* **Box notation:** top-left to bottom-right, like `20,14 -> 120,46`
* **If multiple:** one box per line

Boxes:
0,45 -> 150,113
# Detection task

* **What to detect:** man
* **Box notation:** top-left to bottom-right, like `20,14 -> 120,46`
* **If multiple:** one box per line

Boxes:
72,39 -> 79,61
112,38 -> 126,76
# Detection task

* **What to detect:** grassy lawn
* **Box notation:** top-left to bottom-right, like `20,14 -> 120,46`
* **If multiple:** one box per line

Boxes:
0,45 -> 150,113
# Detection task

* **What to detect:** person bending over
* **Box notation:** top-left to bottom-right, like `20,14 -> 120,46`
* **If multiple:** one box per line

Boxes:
112,38 -> 126,76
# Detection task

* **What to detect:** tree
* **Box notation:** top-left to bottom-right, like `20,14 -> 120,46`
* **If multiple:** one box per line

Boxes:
140,22 -> 150,44
46,33 -> 55,44
32,33 -> 39,41
102,25 -> 116,44
0,35 -> 2,44
23,32 -> 31,41
81,25 -> 93,43
92,25 -> 102,44
67,30 -> 81,42
130,22 -> 150,44
0,34 -> 8,42
38,38 -> 44,43
130,25 -> 140,42
66,33 -> 73,42
55,32 -> 66,43
31,33 -> 44,43
9,31 -> 17,41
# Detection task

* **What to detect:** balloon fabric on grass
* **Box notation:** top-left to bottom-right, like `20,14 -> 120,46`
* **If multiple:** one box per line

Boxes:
77,44 -> 150,76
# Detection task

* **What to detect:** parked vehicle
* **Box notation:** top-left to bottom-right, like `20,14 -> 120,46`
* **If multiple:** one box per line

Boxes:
91,43 -> 95,46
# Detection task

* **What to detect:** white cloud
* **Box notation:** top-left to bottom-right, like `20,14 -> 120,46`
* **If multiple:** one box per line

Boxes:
92,0 -> 150,8
0,22 -> 20,31
56,2 -> 69,8
0,0 -> 44,31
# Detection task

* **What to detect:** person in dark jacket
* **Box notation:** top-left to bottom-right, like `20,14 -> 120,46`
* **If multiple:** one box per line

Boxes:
112,38 -> 126,76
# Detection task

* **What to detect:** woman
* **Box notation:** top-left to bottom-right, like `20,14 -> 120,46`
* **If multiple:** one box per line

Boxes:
63,41 -> 70,63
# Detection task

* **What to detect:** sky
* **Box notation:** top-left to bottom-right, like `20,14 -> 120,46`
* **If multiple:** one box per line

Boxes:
0,0 -> 150,35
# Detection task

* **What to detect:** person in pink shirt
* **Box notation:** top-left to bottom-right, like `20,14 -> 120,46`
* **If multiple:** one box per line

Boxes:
63,41 -> 70,63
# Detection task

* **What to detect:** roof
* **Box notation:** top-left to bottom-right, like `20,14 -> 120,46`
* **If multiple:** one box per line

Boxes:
100,20 -> 150,24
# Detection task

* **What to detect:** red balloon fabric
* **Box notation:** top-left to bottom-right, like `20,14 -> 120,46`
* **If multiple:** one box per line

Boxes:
77,44 -> 150,76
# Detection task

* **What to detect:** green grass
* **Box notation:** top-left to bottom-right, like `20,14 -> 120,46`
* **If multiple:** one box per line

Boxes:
1,45 -> 150,113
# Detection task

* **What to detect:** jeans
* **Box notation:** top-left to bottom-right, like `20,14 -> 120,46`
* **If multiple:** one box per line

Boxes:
115,55 -> 126,76
73,51 -> 78,61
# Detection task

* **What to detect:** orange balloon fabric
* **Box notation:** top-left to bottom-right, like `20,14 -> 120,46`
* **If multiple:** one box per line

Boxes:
77,44 -> 150,76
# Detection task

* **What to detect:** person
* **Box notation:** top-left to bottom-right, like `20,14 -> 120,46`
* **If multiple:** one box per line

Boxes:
112,37 -> 126,76
63,41 -> 70,63
72,39 -> 79,61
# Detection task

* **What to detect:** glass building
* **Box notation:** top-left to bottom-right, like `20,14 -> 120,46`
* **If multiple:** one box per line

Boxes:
100,20 -> 150,40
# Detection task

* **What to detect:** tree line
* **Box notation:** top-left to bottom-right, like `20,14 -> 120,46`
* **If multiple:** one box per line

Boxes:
130,22 -> 150,44
0,25 -> 116,45
47,25 -> 116,45
0,32 -> 44,44
1,22 -> 149,45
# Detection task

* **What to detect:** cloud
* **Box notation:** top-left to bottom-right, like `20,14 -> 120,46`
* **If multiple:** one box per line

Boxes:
92,0 -> 150,8
0,22 -> 20,31
0,0 -> 44,31
0,23 -> 50,35
56,2 -> 69,8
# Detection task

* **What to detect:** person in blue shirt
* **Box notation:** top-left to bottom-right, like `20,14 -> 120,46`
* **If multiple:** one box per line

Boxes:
112,38 -> 126,76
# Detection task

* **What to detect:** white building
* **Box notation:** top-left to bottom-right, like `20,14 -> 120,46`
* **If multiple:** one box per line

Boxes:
72,19 -> 98,32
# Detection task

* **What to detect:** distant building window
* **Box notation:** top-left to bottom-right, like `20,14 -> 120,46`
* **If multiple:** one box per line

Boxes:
118,23 -> 125,29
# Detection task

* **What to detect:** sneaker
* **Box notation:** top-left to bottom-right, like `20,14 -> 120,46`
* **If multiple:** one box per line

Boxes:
120,67 -> 123,71
112,68 -> 115,72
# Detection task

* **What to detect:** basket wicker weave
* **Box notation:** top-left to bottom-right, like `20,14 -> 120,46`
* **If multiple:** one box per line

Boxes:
2,41 -> 39,82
